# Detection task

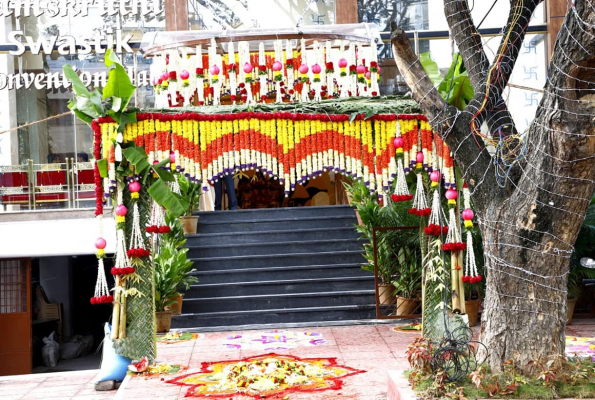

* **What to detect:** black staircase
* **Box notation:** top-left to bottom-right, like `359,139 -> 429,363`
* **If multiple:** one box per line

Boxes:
171,205 -> 377,331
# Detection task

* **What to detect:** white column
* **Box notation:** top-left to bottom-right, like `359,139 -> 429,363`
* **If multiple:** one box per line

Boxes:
0,16 -> 18,166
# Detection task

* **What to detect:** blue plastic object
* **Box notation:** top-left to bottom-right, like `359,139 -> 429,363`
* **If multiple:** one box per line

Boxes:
95,323 -> 131,382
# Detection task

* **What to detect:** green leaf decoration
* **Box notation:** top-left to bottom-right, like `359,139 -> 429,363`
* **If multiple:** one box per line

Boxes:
122,146 -> 151,175
63,64 -> 91,98
112,97 -> 122,112
103,49 -> 136,111
148,180 -> 189,219
118,112 -> 137,133
419,52 -> 443,87
349,111 -> 358,123
97,159 -> 108,178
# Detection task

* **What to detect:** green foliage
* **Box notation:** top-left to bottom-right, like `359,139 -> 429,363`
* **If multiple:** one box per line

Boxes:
157,214 -> 198,293
419,52 -> 475,111
407,353 -> 595,399
148,180 -> 189,219
343,178 -> 421,298
177,174 -> 202,215
64,49 -> 136,128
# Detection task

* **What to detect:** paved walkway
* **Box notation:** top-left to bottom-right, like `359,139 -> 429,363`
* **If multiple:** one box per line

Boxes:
1,320 -> 594,399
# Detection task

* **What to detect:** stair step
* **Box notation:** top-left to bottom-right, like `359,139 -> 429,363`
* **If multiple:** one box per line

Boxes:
186,227 -> 360,246
192,263 -> 369,284
191,250 -> 366,270
196,205 -> 356,223
181,290 -> 376,313
186,276 -> 374,298
171,305 -> 378,328
195,215 -> 357,233
187,238 -> 364,258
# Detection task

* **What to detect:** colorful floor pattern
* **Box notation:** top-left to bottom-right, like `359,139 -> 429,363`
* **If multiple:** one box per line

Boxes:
224,329 -> 326,350
566,336 -> 595,359
157,332 -> 200,344
167,353 -> 365,399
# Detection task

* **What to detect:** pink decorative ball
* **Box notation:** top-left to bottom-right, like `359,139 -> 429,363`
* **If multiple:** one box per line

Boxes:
298,64 -> 309,74
365,71 -> 371,80
356,65 -> 366,74
129,181 -> 141,193
243,62 -> 253,73
95,238 -> 106,249
272,61 -> 283,71
161,71 -> 168,81
338,58 -> 348,68
416,152 -> 424,163
445,189 -> 458,201
210,65 -> 220,75
462,208 -> 474,221
377,67 -> 382,74
180,70 -> 190,80
169,151 -> 176,162
430,170 -> 441,182
115,204 -> 128,216
311,64 -> 322,74
393,137 -> 404,148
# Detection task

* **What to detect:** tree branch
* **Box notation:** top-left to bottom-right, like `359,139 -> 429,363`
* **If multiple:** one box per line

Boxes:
390,27 -> 497,209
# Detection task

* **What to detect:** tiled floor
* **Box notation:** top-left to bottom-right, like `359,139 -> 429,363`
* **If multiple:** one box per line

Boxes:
2,320 -> 594,399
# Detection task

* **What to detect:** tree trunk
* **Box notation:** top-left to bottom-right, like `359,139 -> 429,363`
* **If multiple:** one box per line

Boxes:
391,0 -> 595,371
479,1 -> 595,369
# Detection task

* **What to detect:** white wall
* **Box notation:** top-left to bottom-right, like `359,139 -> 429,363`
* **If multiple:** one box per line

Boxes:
0,217 -> 116,258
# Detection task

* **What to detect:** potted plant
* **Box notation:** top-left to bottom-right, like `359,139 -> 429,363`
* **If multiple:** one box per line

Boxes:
158,215 -> 199,315
392,243 -> 422,315
154,244 -> 181,332
346,180 -> 421,306
177,174 -> 202,235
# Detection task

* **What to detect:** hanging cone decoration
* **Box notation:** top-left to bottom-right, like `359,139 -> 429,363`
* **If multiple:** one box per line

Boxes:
409,152 -> 430,216
442,189 -> 466,252
462,183 -> 481,283
91,236 -> 112,305
147,199 -> 170,234
113,205 -> 135,276
126,179 -> 150,259
391,136 -> 412,202
424,170 -> 447,235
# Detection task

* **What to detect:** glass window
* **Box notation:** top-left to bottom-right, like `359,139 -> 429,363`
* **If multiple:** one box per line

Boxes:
359,0 -> 545,32
188,0 -> 336,30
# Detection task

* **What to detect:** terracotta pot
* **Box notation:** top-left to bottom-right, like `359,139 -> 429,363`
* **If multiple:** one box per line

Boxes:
567,298 -> 577,325
378,283 -> 396,305
155,311 -> 172,333
180,215 -> 199,235
168,294 -> 184,315
465,297 -> 482,327
396,296 -> 421,316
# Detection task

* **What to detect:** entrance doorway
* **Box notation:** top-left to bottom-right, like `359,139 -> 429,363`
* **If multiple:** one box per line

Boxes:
0,258 -> 32,376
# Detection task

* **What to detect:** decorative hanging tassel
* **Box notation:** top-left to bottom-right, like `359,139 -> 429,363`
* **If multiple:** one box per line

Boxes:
126,178 -> 150,259
391,135 -> 412,202
91,232 -> 112,305
113,205 -> 134,276
425,186 -> 448,236
408,152 -> 430,216
442,189 -> 466,252
147,198 -> 170,235
462,183 -> 481,283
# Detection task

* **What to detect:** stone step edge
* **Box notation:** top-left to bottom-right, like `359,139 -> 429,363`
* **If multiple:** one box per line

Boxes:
186,226 -> 358,238
186,238 -> 364,250
195,205 -> 353,216
188,275 -> 375,289
173,304 -> 377,318
195,215 -> 356,225
183,290 -> 376,303
191,263 -> 365,275
189,250 -> 364,262
171,318 -> 415,333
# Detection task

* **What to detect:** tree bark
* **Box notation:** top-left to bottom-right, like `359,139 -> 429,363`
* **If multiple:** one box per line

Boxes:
392,0 -> 595,371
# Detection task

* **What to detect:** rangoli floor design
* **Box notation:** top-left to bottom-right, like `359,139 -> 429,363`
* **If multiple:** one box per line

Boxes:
167,353 -> 365,398
223,329 -> 326,350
